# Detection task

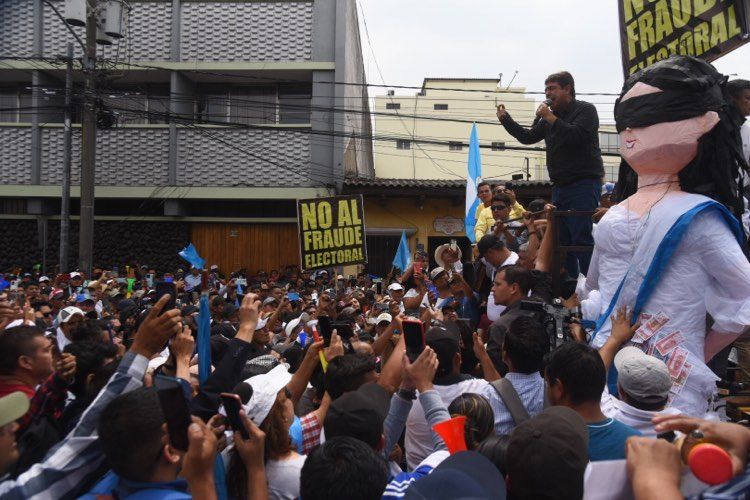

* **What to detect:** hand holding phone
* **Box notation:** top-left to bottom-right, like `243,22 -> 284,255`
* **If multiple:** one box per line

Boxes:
318,316 -> 333,347
155,281 -> 177,315
220,393 -> 250,439
402,318 -> 425,362
154,375 -> 191,451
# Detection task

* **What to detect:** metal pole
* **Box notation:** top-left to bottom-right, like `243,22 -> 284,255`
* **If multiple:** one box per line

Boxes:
60,42 -> 73,273
79,2 -> 98,275
524,157 -> 530,180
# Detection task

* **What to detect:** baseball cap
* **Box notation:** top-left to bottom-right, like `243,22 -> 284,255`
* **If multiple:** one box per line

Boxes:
210,264 -> 218,270
404,451 -> 506,500
70,272 -> 82,279
0,392 -> 29,427
477,234 -> 505,257
387,283 -> 404,292
38,276 -> 50,283
376,313 -> 392,325
614,346 -> 672,402
58,306 -> 84,324
506,406 -> 588,499
49,288 -> 64,300
429,267 -> 447,281
602,182 -> 615,196
284,317 -> 304,337
425,324 -> 460,349
324,382 -> 391,449
262,297 -> 278,307
243,364 -> 292,425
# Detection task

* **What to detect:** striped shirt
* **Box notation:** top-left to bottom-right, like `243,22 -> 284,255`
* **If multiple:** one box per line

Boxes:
480,371 -> 545,435
0,351 -> 149,500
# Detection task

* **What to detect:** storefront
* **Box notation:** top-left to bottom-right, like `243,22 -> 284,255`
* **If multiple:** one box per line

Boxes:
342,178 -> 552,277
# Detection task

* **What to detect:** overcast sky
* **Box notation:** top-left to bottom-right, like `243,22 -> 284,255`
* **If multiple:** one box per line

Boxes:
358,0 -> 750,123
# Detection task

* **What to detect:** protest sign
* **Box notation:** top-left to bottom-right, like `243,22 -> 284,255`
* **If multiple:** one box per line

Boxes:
619,0 -> 750,77
297,195 -> 367,271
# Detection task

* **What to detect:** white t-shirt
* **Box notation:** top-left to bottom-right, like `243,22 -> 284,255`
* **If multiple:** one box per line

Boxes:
486,252 -> 519,322
600,391 -> 680,438
405,378 -> 488,470
265,453 -> 307,500
404,288 -> 430,309
56,327 -> 71,353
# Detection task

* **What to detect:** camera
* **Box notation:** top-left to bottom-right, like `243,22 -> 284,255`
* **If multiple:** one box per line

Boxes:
520,298 -> 581,349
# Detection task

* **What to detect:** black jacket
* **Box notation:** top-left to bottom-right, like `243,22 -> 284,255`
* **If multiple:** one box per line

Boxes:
501,99 -> 604,186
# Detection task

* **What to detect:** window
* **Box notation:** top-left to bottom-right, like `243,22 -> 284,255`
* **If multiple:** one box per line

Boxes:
599,132 -> 621,154
200,91 -> 229,123
491,141 -> 505,151
18,89 -> 34,123
231,87 -> 276,125
449,141 -> 463,151
0,89 -> 17,122
279,84 -> 311,124
106,86 -> 171,125
396,139 -> 410,150
433,104 -> 448,110
385,102 -> 400,110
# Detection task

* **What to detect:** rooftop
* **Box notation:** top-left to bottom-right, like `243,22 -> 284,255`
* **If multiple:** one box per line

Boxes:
343,177 -> 552,197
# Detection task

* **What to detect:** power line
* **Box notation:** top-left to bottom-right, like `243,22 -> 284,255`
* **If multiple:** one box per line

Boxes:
0,54 -> 623,96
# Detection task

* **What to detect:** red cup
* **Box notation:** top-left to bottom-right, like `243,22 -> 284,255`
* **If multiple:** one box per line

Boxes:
432,416 -> 468,454
688,443 -> 733,485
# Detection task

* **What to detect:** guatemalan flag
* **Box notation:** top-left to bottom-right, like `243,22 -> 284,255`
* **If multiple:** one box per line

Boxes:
465,123 -> 482,243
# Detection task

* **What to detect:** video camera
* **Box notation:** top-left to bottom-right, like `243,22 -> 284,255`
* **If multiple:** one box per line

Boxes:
520,298 -> 581,349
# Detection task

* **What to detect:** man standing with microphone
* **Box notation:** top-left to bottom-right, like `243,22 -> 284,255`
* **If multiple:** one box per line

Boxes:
497,71 -> 603,276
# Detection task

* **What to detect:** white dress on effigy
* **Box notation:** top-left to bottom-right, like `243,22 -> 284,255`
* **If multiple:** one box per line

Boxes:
580,191 -> 750,417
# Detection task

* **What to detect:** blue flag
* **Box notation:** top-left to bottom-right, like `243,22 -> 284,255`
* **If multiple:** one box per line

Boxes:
465,123 -> 483,243
197,294 -> 211,385
178,243 -> 205,270
392,230 -> 411,272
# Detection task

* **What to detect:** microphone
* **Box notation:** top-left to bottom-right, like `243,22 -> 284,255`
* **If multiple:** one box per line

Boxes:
533,99 -> 554,126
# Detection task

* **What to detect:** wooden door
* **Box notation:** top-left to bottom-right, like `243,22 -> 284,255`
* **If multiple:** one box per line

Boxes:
190,223 -> 300,274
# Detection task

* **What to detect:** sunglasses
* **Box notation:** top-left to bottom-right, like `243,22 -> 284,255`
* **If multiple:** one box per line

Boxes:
491,204 -> 508,211
42,312 -> 53,317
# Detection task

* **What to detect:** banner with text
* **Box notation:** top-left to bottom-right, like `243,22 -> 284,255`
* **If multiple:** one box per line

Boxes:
297,195 -> 367,271
619,0 -> 750,77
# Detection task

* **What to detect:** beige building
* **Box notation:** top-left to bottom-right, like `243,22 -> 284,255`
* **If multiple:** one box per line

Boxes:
373,78 -> 620,183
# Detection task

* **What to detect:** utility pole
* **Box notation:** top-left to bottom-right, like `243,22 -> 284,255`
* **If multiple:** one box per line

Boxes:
60,42 -> 73,273
524,157 -> 530,180
78,1 -> 98,276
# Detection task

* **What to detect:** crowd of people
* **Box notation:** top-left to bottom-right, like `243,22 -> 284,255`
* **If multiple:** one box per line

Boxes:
0,63 -> 747,499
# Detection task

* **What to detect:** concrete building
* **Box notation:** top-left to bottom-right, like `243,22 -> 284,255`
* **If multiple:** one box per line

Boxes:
0,0 -> 373,273
372,78 -> 621,182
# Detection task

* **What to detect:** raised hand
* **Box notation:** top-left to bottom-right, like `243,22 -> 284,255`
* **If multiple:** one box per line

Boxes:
130,294 -> 182,358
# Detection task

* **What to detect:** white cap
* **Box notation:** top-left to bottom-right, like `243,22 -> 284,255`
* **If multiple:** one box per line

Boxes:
429,267 -> 447,281
243,365 -> 293,425
39,276 -> 50,283
284,317 -> 304,337
614,346 -> 672,403
256,316 -> 268,330
5,319 -> 35,328
387,283 -> 404,292
376,313 -> 393,325
70,272 -> 82,279
58,306 -> 84,324
147,356 -> 168,373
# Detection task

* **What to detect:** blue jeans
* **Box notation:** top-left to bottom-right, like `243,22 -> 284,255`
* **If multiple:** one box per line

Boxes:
551,177 -> 600,276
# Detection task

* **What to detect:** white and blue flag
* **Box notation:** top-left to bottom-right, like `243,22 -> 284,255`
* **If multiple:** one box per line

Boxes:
465,123 -> 482,243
